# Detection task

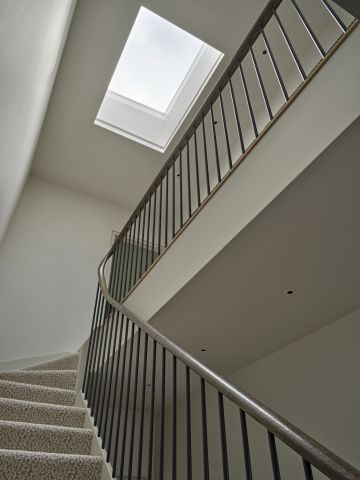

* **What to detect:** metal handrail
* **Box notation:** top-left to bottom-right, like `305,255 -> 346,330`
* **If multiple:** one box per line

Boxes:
98,250 -> 360,480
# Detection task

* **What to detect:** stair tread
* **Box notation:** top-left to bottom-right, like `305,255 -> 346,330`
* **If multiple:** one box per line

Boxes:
0,370 -> 77,390
25,353 -> 79,371
0,448 -> 102,480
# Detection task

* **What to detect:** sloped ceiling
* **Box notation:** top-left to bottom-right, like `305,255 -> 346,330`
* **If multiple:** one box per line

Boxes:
31,0 -> 267,210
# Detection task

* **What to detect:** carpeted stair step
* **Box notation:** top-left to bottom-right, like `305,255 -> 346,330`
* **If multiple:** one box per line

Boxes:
0,370 -> 77,390
0,420 -> 93,455
0,449 -> 102,480
0,398 -> 85,428
0,380 -> 76,406
25,353 -> 79,371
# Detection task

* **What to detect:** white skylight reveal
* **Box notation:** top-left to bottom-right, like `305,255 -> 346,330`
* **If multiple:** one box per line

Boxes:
96,7 -> 223,152
108,7 -> 204,114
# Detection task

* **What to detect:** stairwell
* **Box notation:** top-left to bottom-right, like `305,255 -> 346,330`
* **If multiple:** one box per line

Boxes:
0,353 -> 103,479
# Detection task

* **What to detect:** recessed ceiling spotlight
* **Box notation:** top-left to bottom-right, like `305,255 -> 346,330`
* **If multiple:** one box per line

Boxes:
286,290 -> 294,295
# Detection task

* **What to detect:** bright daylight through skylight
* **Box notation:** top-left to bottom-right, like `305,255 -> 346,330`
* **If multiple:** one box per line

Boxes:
108,7 -> 205,114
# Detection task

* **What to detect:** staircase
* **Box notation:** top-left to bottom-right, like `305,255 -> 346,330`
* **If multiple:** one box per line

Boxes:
0,353 -> 103,479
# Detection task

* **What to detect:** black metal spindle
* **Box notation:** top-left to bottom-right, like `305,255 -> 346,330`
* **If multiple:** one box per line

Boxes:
122,226 -> 133,299
127,328 -> 142,479
200,378 -> 209,480
303,459 -> 314,480
105,312 -> 125,457
118,322 -> 136,480
186,139 -> 192,218
210,102 -> 221,183
101,309 -> 120,450
112,242 -> 122,302
320,0 -> 347,32
179,153 -> 184,228
165,167 -> 169,247
139,203 -> 147,279
147,340 -> 157,480
290,0 -> 326,57
193,129 -> 201,207
114,238 -> 126,301
201,115 -> 211,195
94,304 -> 111,423
151,189 -> 157,263
186,366 -> 192,480
128,215 -> 139,292
238,60 -> 258,137
228,75 -> 245,154
133,210 -> 142,285
172,356 -> 177,480
145,194 -> 152,269
89,297 -> 106,413
261,27 -> 289,101
268,431 -> 282,480
159,347 -> 166,480
83,284 -> 100,394
137,333 -> 149,480
240,409 -> 253,480
219,88 -> 233,169
112,317 -> 130,476
249,44 -> 273,120
273,8 -> 306,80
172,160 -> 176,238
87,294 -> 105,408
218,393 -> 230,480
158,176 -> 163,256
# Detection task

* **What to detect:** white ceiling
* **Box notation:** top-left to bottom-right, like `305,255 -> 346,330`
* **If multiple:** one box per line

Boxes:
150,116 -> 360,376
31,0 -> 268,210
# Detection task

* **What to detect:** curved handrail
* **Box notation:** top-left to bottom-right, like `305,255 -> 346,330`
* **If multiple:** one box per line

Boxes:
98,251 -> 360,480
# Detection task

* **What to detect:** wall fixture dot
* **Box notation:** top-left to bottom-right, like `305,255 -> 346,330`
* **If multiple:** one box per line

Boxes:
177,173 -> 180,177
262,49 -> 267,55
201,348 -> 206,352
213,120 -> 218,125
286,290 -> 294,295
147,383 -> 151,387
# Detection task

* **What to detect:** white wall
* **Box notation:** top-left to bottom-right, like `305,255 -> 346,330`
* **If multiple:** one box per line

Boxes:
0,0 -> 76,245
162,307 -> 360,479
0,175 -> 131,362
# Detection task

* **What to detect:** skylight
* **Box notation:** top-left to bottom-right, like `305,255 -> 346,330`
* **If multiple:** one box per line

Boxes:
96,7 -> 223,152
108,7 -> 204,114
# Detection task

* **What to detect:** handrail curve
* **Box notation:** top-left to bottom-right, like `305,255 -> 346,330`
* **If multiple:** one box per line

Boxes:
98,251 -> 360,480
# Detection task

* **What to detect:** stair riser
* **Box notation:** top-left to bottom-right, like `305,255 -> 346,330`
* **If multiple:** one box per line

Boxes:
0,380 -> 75,406
0,371 -> 77,390
26,354 -> 79,371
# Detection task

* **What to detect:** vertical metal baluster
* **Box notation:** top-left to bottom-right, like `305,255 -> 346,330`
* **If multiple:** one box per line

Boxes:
94,302 -> 111,423
249,44 -> 273,120
165,167 -> 169,247
119,322 -> 136,480
87,294 -> 105,409
172,356 -> 177,480
122,226 -> 132,299
179,152 -> 184,228
201,114 -> 211,195
261,28 -> 289,101
273,9 -> 306,80
228,74 -> 245,154
139,203 -> 147,279
145,195 -> 152,270
128,216 -> 138,292
112,242 -> 122,302
118,231 -> 129,301
210,102 -> 221,183
83,284 -> 100,395
238,60 -> 258,137
219,88 -> 233,169
89,297 -> 106,413
303,459 -> 314,480
133,210 -> 142,285
127,329 -> 142,479
172,160 -> 176,238
290,0 -> 326,57
115,238 -> 126,302
158,177 -> 163,256
200,378 -> 209,480
101,309 -> 120,450
147,340 -> 157,480
105,313 -> 124,460
112,317 -> 130,476
218,393 -> 230,480
186,139 -> 192,218
97,306 -> 115,435
186,366 -> 192,480
193,129 -> 201,207
268,432 -> 282,480
137,333 -> 148,480
320,0 -> 347,32
151,188 -> 157,263
240,409 -> 253,480
159,347 -> 166,480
